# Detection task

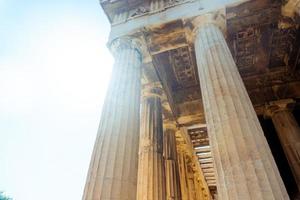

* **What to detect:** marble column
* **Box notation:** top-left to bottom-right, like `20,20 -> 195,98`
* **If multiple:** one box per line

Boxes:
164,123 -> 181,200
137,85 -> 166,200
267,99 -> 300,191
194,20 -> 289,199
83,37 -> 142,200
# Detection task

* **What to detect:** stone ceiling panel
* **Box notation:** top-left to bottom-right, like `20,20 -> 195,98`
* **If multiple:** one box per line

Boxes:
145,20 -> 187,54
226,0 -> 300,107
144,0 -> 300,125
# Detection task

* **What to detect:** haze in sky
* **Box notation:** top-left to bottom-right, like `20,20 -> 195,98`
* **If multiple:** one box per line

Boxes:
0,0 -> 113,199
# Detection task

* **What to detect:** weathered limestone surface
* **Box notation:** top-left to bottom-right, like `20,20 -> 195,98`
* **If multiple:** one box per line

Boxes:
194,22 -> 289,199
176,128 -> 211,200
83,37 -> 141,200
137,86 -> 166,200
186,169 -> 197,200
177,148 -> 192,200
267,99 -> 300,191
164,124 -> 181,200
177,148 -> 205,200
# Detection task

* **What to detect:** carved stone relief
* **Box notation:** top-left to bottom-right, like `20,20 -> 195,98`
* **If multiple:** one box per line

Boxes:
111,0 -> 193,23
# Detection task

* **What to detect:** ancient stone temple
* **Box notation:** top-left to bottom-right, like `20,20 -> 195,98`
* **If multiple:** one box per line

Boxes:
83,0 -> 300,199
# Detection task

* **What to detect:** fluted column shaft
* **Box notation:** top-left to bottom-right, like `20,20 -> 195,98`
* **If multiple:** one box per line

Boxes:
83,38 -> 142,200
137,87 -> 166,200
194,23 -> 289,199
177,150 -> 190,200
269,101 -> 300,191
164,126 -> 181,200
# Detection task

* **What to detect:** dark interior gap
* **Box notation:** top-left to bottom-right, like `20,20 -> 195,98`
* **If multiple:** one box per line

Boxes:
258,116 -> 298,198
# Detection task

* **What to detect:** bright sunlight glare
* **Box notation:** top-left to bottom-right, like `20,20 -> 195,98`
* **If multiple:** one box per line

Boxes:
0,1 -> 113,199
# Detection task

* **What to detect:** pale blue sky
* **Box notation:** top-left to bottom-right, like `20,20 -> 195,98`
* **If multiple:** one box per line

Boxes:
0,1 -> 113,199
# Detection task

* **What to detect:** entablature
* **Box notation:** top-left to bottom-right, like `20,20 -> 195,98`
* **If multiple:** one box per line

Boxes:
104,0 -> 300,129
106,0 -> 246,41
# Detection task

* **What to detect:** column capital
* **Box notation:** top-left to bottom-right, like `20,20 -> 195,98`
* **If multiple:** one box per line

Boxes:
108,36 -> 149,60
265,99 -> 296,117
107,36 -> 152,62
142,82 -> 163,99
191,10 -> 226,38
163,121 -> 178,131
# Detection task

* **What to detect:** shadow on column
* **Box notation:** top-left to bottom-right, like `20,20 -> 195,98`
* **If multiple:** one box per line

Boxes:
258,116 -> 298,199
